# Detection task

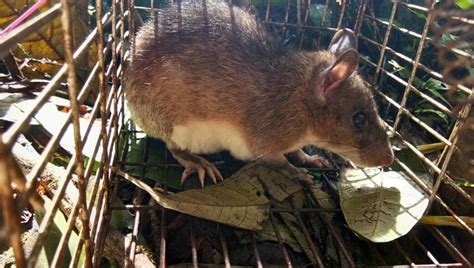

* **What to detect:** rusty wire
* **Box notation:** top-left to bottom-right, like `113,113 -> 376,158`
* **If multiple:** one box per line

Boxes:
392,0 -> 437,130
426,0 -> 474,211
49,46 -> 102,268
353,0 -> 367,34
336,0 -> 347,29
0,1 -> 123,266
363,2 -> 473,227
218,225 -> 231,267
90,0 -> 111,265
0,0 -> 119,266
269,214 -> 294,267
251,232 -> 264,267
314,0 -> 331,49
354,0 -> 473,240
110,0 -> 472,266
25,15 -> 114,268
373,0 -> 399,84
58,0 -> 92,266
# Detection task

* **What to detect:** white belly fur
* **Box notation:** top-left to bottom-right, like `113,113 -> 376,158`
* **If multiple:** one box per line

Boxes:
170,121 -> 253,160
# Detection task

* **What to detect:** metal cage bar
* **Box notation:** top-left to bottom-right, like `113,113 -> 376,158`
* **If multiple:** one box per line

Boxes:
0,0 -> 472,267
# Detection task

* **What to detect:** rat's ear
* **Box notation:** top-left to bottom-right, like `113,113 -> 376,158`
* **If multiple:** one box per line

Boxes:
319,49 -> 359,93
328,28 -> 358,56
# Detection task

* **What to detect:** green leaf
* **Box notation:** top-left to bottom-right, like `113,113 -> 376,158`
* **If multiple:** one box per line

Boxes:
309,4 -> 334,25
407,8 -> 426,20
420,77 -> 452,108
455,0 -> 474,10
391,147 -> 427,173
119,119 -> 183,190
251,0 -> 288,7
34,197 -> 81,266
440,33 -> 472,50
388,60 -> 423,87
338,168 -> 429,243
414,108 -> 449,124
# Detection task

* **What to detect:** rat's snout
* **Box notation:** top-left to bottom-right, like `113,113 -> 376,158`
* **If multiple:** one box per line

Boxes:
378,149 -> 395,167
358,136 -> 394,168
374,134 -> 395,167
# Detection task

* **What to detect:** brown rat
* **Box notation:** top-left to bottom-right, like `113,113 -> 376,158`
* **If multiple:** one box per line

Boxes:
125,3 -> 394,186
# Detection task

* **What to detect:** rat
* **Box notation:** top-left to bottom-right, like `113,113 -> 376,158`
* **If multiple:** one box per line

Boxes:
125,2 -> 394,186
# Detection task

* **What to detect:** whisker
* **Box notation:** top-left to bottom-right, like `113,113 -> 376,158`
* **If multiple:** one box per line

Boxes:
306,139 -> 363,151
249,140 -> 366,163
250,151 -> 272,161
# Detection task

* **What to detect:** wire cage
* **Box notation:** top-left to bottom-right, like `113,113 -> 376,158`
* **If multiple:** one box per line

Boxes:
0,0 -> 472,267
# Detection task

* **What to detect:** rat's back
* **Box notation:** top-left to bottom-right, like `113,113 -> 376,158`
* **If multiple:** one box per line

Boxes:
125,3 -> 286,155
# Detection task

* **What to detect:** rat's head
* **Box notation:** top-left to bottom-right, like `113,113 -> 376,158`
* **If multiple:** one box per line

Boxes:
308,29 -> 394,167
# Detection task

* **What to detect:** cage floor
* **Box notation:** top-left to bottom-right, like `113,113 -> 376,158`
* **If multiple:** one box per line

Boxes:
110,122 -> 468,267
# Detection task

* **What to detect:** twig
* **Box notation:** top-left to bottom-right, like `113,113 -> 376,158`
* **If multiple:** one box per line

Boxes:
0,79 -> 48,93
420,216 -> 474,228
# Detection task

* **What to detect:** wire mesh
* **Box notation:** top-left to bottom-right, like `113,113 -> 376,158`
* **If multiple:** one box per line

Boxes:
0,0 -> 472,267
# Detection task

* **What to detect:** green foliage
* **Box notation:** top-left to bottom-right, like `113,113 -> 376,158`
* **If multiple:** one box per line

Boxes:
455,0 -> 474,9
118,119 -> 183,190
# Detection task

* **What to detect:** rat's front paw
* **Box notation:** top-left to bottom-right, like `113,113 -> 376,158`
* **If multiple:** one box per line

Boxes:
259,155 -> 314,183
287,149 -> 330,168
303,154 -> 330,168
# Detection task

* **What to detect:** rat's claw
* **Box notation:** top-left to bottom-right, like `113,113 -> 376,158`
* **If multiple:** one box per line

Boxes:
171,149 -> 224,187
205,166 -> 217,184
181,166 -> 195,185
197,167 -> 206,187
213,165 -> 224,182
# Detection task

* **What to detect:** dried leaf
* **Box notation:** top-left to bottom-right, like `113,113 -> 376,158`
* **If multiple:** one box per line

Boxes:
113,164 -> 283,230
0,93 -> 102,159
255,219 -> 303,253
308,182 -> 338,220
338,168 -> 429,243
268,189 -> 319,262
0,0 -> 96,78
253,179 -> 337,260
0,93 -> 44,125
257,165 -> 302,201
279,210 -> 317,263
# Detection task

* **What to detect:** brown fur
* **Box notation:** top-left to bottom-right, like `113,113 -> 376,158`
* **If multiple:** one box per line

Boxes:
125,2 -> 394,167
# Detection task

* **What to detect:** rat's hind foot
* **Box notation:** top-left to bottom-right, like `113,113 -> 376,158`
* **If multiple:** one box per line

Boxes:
170,149 -> 224,187
287,149 -> 330,168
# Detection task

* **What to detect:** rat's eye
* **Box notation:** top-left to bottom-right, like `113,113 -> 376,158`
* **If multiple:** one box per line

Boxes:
353,112 -> 367,129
